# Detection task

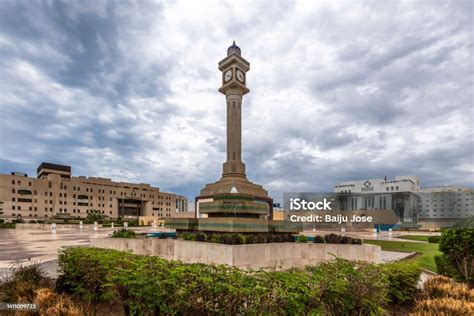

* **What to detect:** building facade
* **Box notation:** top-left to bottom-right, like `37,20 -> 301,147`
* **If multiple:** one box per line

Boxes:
0,162 -> 188,222
417,186 -> 473,220
333,176 -> 421,222
333,176 -> 473,223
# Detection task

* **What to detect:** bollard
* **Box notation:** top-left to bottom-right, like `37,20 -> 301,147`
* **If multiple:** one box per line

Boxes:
51,223 -> 57,234
153,220 -> 157,228
79,221 -> 83,230
124,222 -> 128,230
341,228 -> 346,236
111,222 -> 114,228
94,221 -> 98,231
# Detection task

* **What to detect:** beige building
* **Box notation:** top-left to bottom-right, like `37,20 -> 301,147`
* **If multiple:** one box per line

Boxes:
0,162 -> 188,222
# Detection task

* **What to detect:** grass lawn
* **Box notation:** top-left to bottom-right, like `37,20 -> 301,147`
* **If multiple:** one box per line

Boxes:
363,239 -> 440,271
395,235 -> 430,242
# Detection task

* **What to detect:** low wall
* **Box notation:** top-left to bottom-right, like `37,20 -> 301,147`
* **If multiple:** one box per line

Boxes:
16,223 -> 101,230
90,238 -> 381,270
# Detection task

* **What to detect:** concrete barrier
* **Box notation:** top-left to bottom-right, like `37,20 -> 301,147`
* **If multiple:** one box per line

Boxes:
89,238 -> 381,270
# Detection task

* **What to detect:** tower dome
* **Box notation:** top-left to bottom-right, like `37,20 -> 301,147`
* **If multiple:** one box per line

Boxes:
227,41 -> 241,56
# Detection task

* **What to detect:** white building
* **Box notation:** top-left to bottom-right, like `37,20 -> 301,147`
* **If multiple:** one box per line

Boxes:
333,176 -> 420,222
333,176 -> 473,224
418,186 -> 474,219
334,175 -> 420,194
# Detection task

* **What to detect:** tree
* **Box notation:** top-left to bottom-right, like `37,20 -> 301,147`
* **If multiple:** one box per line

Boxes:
84,209 -> 108,224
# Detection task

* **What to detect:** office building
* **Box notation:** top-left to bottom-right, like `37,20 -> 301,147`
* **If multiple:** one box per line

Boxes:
0,162 -> 188,222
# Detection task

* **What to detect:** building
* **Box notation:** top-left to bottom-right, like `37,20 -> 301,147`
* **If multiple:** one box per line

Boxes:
417,186 -> 473,220
333,176 -> 421,222
0,162 -> 188,222
175,195 -> 188,212
333,176 -> 474,225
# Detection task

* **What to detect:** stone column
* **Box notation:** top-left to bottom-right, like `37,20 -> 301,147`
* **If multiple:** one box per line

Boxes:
222,90 -> 246,178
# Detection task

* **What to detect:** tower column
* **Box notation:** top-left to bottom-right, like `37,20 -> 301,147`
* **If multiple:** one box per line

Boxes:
222,91 -> 246,178
226,91 -> 242,162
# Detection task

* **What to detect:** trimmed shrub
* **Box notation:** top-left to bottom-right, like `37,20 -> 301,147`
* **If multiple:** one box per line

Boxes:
383,261 -> 421,305
111,229 -> 136,238
58,248 -> 402,315
438,228 -> 474,286
324,233 -> 341,244
340,236 -> 350,244
307,258 -> 388,315
427,236 -> 441,243
0,223 -> 15,229
313,235 -> 325,243
297,235 -> 308,243
351,238 -> 363,245
195,233 -> 207,242
180,232 -> 196,241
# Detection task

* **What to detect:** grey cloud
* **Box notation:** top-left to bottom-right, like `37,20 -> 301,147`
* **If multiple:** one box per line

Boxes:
0,0 -> 472,201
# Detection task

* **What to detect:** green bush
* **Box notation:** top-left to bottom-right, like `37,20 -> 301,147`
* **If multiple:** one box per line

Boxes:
313,235 -> 325,243
180,232 -> 196,241
324,233 -> 341,244
438,228 -> 474,286
57,248 -> 407,315
428,236 -> 441,243
297,235 -> 308,243
111,229 -> 136,238
195,233 -> 207,241
308,258 -> 388,315
0,223 -> 16,229
383,261 -> 421,305
435,254 -> 462,280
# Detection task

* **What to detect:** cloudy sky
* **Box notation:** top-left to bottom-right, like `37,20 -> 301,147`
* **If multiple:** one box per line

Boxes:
0,0 -> 472,201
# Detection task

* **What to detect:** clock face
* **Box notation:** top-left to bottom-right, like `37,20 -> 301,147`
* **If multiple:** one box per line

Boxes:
224,69 -> 232,82
236,69 -> 245,83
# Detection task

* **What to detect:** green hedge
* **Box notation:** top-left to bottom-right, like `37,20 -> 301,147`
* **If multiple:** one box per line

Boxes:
437,228 -> 474,286
0,223 -> 16,229
427,236 -> 441,243
111,229 -> 136,238
382,261 -> 421,305
57,247 -> 421,315
178,232 -> 294,244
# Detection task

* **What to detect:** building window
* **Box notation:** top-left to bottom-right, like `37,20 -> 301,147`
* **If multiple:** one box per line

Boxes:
12,206 -> 15,210
29,182 -> 32,186
12,180 -> 15,185
12,197 -> 15,201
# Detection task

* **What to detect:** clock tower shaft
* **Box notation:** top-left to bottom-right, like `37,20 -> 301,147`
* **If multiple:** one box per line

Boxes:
223,90 -> 245,178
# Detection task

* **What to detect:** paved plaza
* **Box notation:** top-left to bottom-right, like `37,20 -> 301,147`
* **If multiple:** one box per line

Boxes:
0,226 -> 157,277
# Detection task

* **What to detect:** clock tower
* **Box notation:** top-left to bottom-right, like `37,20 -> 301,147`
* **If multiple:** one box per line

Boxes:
219,41 -> 249,178
199,41 -> 269,200
166,42 -> 302,234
